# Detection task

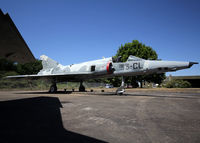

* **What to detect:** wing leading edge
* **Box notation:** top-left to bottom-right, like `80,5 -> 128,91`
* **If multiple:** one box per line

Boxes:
6,72 -> 97,82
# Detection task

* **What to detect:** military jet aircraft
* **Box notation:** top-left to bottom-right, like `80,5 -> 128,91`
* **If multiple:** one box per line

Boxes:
7,55 -> 198,94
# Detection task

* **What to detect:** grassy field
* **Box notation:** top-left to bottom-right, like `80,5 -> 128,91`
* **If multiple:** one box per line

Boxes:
0,79 -> 105,91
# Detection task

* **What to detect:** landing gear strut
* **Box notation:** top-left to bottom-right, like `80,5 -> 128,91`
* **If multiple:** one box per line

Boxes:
49,83 -> 57,93
79,81 -> 85,92
116,76 -> 125,95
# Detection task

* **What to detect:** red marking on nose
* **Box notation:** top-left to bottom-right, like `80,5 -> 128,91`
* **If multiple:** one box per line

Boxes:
106,62 -> 112,74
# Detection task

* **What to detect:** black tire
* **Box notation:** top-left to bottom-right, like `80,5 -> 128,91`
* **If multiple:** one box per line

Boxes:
49,85 -> 57,93
79,84 -> 85,92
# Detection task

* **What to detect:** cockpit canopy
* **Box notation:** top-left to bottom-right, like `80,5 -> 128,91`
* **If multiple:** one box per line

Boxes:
112,56 -> 122,63
127,55 -> 144,61
112,55 -> 144,63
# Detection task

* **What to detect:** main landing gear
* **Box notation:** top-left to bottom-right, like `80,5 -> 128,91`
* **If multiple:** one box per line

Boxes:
49,81 -> 86,93
49,83 -> 57,93
116,76 -> 125,95
79,81 -> 86,92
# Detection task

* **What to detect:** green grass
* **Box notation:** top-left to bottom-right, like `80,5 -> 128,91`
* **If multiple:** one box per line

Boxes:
0,79 -> 105,91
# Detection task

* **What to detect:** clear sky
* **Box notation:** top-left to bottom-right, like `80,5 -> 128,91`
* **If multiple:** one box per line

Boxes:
1,0 -> 199,76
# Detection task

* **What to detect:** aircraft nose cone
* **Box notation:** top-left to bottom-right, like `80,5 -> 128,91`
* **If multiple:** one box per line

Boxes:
188,62 -> 198,68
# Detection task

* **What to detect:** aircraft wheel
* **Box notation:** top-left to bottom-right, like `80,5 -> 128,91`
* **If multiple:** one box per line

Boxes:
79,85 -> 85,92
49,84 -> 57,93
117,92 -> 123,96
79,82 -> 85,92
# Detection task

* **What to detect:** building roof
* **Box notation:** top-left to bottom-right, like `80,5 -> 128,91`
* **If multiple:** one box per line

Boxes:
170,75 -> 200,80
0,9 -> 35,64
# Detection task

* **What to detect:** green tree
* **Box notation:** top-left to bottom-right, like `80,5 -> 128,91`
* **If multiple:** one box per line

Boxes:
116,40 -> 158,61
16,60 -> 42,75
0,58 -> 42,78
0,58 -> 17,78
164,79 -> 191,88
110,40 -> 165,87
104,77 -> 122,87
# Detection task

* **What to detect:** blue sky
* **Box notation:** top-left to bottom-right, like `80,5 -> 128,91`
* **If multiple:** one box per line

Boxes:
1,0 -> 199,76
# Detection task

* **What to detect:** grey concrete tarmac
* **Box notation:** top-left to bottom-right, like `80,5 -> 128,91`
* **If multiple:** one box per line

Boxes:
0,89 -> 200,143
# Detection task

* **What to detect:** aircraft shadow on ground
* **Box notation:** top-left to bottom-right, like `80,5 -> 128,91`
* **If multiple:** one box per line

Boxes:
16,90 -> 116,95
0,96 -> 107,143
16,91 -> 73,94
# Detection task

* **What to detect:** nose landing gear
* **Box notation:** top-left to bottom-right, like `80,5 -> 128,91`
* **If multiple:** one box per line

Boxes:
116,76 -> 125,95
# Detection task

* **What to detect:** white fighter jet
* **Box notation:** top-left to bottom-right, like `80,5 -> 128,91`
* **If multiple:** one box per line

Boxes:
7,55 -> 198,94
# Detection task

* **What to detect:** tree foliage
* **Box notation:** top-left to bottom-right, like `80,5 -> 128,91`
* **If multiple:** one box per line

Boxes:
116,40 -> 158,61
16,60 -> 42,75
104,77 -> 122,87
164,79 -> 191,88
0,57 -> 42,78
108,40 -> 165,87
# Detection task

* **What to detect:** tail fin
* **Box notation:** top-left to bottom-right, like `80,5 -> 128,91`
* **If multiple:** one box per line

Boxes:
40,55 -> 59,69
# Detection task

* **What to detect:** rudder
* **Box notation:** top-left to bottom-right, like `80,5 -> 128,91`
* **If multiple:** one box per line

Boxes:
40,55 -> 59,70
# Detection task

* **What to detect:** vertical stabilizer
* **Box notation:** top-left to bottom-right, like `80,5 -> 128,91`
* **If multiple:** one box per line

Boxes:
40,55 -> 58,70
